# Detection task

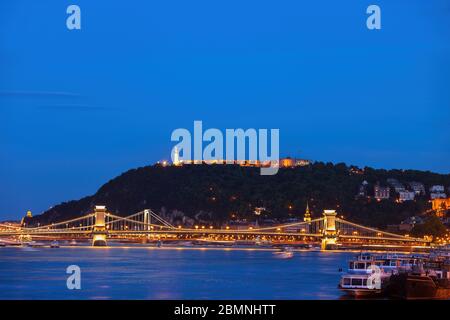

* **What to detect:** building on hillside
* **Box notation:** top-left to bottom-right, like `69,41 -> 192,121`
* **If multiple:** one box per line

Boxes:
280,157 -> 294,167
398,191 -> 415,202
408,181 -> 426,195
430,192 -> 447,200
374,184 -> 390,200
349,166 -> 364,175
387,178 -> 406,193
279,157 -> 311,168
294,159 -> 311,166
431,198 -> 450,211
172,157 -> 310,168
430,185 -> 445,193
356,180 -> 369,198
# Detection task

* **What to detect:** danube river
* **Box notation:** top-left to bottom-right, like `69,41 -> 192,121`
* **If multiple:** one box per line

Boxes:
0,245 -> 355,300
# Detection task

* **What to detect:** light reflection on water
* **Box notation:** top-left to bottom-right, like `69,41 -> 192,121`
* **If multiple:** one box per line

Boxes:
0,246 -> 354,300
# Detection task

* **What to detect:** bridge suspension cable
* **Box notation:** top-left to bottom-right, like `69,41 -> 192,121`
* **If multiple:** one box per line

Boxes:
24,213 -> 95,231
226,217 -> 325,232
105,212 -> 175,230
335,218 -> 426,241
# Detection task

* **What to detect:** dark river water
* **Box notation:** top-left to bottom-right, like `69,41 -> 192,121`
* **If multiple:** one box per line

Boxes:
0,246 -> 356,300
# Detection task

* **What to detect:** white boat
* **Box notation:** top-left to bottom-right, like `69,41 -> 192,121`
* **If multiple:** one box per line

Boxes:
50,241 -> 60,248
273,247 -> 294,259
26,241 -> 46,248
339,272 -> 390,297
68,239 -> 77,246
255,236 -> 272,247
339,253 -> 421,297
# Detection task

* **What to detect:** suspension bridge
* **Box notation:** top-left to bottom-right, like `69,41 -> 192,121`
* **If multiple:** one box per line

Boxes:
0,206 -> 430,249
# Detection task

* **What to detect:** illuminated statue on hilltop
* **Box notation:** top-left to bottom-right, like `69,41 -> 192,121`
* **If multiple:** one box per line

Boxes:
172,146 -> 181,166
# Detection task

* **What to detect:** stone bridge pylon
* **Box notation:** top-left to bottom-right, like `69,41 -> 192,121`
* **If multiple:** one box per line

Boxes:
321,209 -> 337,250
92,205 -> 108,246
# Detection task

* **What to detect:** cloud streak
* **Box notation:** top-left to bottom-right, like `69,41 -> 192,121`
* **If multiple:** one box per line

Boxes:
37,104 -> 114,111
0,90 -> 81,98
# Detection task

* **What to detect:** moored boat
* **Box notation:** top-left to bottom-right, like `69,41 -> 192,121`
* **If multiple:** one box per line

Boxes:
387,259 -> 450,299
26,241 -> 46,248
339,272 -> 390,297
338,252 -> 417,297
255,236 -> 272,247
387,272 -> 437,299
50,241 -> 60,248
273,247 -> 294,259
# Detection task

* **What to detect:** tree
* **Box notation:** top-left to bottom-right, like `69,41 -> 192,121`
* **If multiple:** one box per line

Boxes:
411,216 -> 448,239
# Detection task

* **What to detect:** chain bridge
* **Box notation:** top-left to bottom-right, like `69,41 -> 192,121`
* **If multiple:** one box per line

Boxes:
0,206 -> 430,250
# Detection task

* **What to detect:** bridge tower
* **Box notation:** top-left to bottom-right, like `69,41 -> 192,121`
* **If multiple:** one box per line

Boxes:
143,209 -> 152,240
144,209 -> 151,230
321,209 -> 337,250
92,206 -> 108,246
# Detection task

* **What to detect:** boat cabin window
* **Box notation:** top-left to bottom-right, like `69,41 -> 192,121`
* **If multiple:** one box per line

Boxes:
343,278 -> 351,285
351,278 -> 363,286
356,262 -> 366,269
382,260 -> 390,266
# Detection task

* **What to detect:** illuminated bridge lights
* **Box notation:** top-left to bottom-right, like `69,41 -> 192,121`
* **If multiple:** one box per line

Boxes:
0,207 -> 431,249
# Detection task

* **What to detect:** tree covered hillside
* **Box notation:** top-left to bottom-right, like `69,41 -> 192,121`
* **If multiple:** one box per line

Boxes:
27,162 -> 450,229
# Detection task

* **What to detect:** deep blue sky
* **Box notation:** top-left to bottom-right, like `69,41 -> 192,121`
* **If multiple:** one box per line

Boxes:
1,0 -> 450,220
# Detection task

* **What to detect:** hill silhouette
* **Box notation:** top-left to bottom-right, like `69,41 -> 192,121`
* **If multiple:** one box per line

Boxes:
27,162 -> 450,229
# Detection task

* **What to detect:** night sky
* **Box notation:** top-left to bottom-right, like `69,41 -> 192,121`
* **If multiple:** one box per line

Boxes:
1,0 -> 450,220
